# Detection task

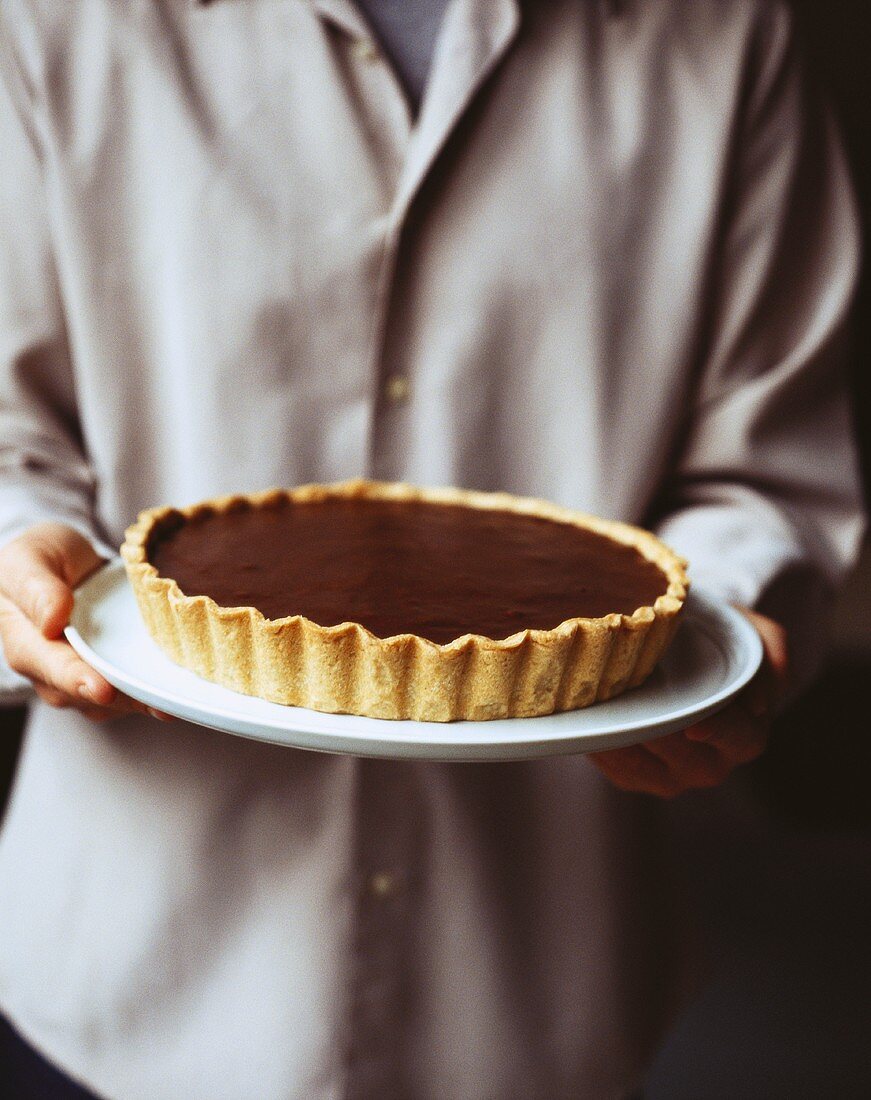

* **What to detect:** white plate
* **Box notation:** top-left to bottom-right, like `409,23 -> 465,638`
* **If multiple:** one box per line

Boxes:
65,560 -> 762,762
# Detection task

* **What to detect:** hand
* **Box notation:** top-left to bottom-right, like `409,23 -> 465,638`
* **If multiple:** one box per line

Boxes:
0,522 -> 167,721
587,608 -> 788,798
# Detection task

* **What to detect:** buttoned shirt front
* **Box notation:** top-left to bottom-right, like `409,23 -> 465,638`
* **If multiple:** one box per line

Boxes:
0,1 -> 863,1097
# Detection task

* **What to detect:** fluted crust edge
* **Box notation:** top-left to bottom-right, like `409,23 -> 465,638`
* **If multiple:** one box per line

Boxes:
121,480 -> 689,721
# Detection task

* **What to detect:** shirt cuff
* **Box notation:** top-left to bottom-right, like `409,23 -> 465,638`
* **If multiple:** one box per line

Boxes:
654,502 -> 836,699
654,503 -> 807,610
0,482 -> 116,559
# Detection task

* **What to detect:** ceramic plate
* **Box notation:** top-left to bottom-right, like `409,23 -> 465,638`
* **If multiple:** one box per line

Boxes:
65,560 -> 762,762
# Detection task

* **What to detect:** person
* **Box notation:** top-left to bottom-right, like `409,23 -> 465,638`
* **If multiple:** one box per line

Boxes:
0,0 -> 862,1096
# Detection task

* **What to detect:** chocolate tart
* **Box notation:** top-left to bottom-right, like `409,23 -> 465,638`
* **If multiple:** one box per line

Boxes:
121,480 -> 688,721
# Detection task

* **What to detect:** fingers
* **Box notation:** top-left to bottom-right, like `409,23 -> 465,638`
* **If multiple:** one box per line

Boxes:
31,675 -> 162,721
590,704 -> 769,798
0,523 -> 114,718
736,608 -> 789,718
684,705 -> 769,766
0,522 -> 104,638
32,680 -> 121,720
591,611 -> 784,799
0,524 -> 170,723
588,745 -> 683,799
590,734 -> 732,799
1,596 -> 168,721
643,729 -> 731,788
2,600 -> 116,704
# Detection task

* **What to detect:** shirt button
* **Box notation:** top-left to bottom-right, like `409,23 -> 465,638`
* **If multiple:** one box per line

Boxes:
384,374 -> 411,404
368,870 -> 399,899
352,38 -> 380,64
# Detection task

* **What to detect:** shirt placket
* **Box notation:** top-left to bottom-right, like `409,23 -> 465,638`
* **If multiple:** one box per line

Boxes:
373,0 -> 521,480
316,0 -> 521,483
345,760 -> 427,1099
311,4 -> 520,1094
313,0 -> 415,470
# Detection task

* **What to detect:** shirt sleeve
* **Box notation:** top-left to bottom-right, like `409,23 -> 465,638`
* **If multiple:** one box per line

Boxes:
0,15 -> 111,696
0,13 -> 110,553
652,3 -> 865,693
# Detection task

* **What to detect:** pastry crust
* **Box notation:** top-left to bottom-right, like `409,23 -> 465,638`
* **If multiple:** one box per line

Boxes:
121,479 -> 689,721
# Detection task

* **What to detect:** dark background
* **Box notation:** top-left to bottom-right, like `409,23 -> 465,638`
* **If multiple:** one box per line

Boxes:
1,3 -> 870,1096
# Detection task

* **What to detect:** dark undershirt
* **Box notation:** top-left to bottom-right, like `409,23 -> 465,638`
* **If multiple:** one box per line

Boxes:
356,0 -> 452,111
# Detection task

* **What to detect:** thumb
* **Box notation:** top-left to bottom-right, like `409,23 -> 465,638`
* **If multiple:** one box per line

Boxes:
736,607 -> 789,718
0,523 -> 105,639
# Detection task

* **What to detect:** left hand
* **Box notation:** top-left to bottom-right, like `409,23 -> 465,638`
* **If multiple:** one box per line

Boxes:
587,608 -> 788,798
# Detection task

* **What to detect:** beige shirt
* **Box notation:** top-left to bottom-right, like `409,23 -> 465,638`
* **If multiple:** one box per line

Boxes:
0,1 -> 863,1097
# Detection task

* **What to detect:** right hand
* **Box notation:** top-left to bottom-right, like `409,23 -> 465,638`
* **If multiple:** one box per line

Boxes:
0,522 -> 166,721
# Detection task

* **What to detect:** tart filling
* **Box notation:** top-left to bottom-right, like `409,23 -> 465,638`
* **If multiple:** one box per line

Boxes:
148,496 -> 671,644
122,480 -> 688,721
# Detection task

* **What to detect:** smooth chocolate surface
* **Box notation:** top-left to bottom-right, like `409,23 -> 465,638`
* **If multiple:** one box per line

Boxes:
149,498 -> 668,644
